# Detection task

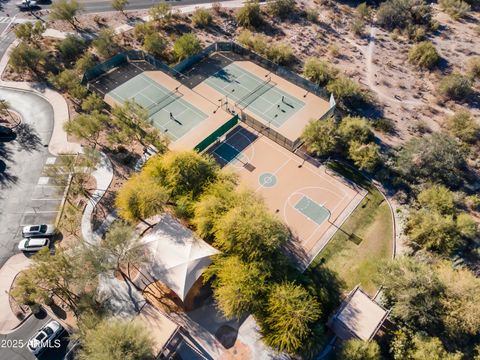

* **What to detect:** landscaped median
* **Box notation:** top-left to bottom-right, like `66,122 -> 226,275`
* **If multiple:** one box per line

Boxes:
310,161 -> 394,296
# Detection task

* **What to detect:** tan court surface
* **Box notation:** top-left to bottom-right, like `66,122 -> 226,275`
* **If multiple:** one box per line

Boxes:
104,70 -> 234,151
194,59 -> 331,143
209,125 -> 366,266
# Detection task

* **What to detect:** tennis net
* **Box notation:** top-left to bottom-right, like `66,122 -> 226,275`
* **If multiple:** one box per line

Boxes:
235,77 -> 276,109
145,90 -> 181,116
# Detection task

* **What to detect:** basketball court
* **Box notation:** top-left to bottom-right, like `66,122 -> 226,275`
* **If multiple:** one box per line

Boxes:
208,125 -> 366,267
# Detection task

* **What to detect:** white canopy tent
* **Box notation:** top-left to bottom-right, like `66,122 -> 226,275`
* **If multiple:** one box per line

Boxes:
140,214 -> 220,301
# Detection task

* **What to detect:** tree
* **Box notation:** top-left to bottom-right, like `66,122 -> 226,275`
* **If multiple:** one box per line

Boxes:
303,57 -> 339,86
417,185 -> 455,215
149,3 -> 173,26
348,141 -> 381,172
192,8 -> 213,28
57,34 -> 86,63
213,201 -> 289,261
115,173 -> 169,224
96,222 -> 146,279
64,111 -> 108,147
439,0 -> 470,20
267,0 -> 296,19
376,0 -> 432,32
110,100 -> 153,146
408,41 -> 440,69
338,339 -> 381,360
395,133 -> 467,187
192,173 -> 239,239
466,56 -> 480,81
236,1 -> 263,29
437,72 -> 473,101
301,117 -> 338,157
326,76 -> 366,107
337,116 -> 374,145
77,319 -> 154,360
205,256 -> 268,318
9,43 -> 47,74
133,22 -> 155,42
93,29 -> 117,59
262,282 -> 321,355
143,33 -> 165,58
14,21 -> 45,45
444,109 -> 479,143
82,92 -> 105,113
75,52 -> 96,74
172,33 -> 202,61
376,257 -> 445,329
112,0 -> 129,15
142,150 -> 219,201
49,69 -> 87,102
49,0 -> 83,28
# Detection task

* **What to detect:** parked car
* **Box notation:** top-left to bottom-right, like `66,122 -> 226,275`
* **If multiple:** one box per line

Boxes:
28,320 -> 63,355
22,224 -> 55,238
16,0 -> 38,10
134,145 -> 159,172
18,237 -> 50,252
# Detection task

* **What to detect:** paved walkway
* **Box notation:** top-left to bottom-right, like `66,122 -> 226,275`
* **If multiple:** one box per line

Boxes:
81,151 -> 114,245
0,254 -> 31,333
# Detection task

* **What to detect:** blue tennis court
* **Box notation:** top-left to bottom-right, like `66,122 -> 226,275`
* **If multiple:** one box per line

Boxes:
107,73 -> 208,140
204,63 -> 305,127
294,195 -> 331,225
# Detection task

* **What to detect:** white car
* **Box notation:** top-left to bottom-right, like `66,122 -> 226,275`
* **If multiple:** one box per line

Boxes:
22,224 -> 55,238
16,0 -> 37,10
28,320 -> 63,355
18,237 -> 50,252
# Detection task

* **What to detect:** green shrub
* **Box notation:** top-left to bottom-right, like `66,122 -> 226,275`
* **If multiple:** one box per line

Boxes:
236,1 -> 263,29
465,195 -> 480,211
437,73 -> 473,101
326,76 -> 366,107
466,56 -> 480,81
439,0 -> 470,20
143,33 -> 166,57
377,0 -> 432,32
305,8 -> 319,23
92,29 -> 117,58
192,8 -> 213,27
266,0 -> 296,19
75,52 -> 96,74
444,109 -> 479,143
372,118 -> 395,134
173,33 -> 202,61
57,34 -> 86,62
408,41 -> 440,69
9,43 -> 47,73
351,18 -> 366,37
266,43 -> 293,65
338,339 -> 381,360
356,2 -> 371,20
149,3 -> 173,25
133,22 -> 154,42
303,57 -> 339,86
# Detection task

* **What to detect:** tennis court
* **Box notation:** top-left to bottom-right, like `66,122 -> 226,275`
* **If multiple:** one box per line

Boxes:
204,63 -> 305,127
208,125 -> 366,268
107,73 -> 208,141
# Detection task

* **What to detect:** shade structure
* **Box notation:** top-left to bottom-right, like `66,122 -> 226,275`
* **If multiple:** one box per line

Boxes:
141,214 -> 220,301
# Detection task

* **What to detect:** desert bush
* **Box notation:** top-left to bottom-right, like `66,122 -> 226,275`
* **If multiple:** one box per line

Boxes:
267,0 -> 296,19
133,22 -> 154,42
173,33 -> 202,61
351,18 -> 366,37
377,0 -> 432,32
236,1 -> 263,29
444,109 -> 479,143
192,8 -> 213,27
92,29 -> 117,58
437,73 -> 473,101
465,195 -> 480,211
143,33 -> 166,57
439,0 -> 471,20
266,43 -> 293,65
466,57 -> 480,81
408,41 -> 440,69
57,34 -> 86,63
326,76 -> 366,107
356,3 -> 371,20
305,8 -> 319,22
303,57 -> 339,86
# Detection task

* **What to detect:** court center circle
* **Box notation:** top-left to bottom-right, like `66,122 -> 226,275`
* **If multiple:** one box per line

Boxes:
259,172 -> 278,188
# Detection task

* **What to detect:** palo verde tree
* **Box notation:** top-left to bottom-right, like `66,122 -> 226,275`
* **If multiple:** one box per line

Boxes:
49,0 -> 83,28
236,0 -> 263,29
337,339 -> 381,360
9,43 -> 47,75
149,3 -> 173,26
172,33 -> 202,62
112,0 -> 129,15
14,21 -> 45,45
64,111 -> 108,148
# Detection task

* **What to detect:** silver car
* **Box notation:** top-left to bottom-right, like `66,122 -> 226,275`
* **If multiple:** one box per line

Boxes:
22,224 -> 55,238
18,237 -> 50,252
28,320 -> 63,355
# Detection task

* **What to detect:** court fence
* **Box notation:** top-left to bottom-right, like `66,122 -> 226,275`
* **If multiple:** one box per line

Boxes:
195,115 -> 239,153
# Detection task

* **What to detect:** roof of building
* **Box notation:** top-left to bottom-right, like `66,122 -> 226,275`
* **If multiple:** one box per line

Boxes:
330,286 -> 389,341
140,214 -> 220,301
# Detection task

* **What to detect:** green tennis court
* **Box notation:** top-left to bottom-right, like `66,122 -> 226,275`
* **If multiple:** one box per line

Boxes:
107,73 -> 208,141
204,63 -> 305,127
294,195 -> 330,225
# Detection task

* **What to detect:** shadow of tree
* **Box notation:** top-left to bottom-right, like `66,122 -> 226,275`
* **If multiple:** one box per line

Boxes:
14,123 -> 43,152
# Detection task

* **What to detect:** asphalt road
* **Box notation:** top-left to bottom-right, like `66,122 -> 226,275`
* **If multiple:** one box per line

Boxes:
0,88 -> 60,267
0,310 -> 72,360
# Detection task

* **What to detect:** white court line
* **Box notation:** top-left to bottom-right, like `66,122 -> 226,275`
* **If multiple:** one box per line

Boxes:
31,198 -> 63,201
